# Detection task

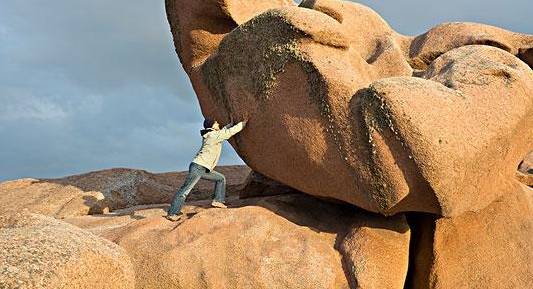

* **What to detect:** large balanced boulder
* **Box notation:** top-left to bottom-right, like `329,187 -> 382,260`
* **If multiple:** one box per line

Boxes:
362,45 -> 533,216
165,0 -> 533,217
409,182 -> 533,289
0,212 -> 135,289
0,166 -> 250,218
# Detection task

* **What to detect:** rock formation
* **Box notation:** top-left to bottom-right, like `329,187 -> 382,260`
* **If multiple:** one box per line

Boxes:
1,165 -> 532,288
239,170 -> 299,198
517,151 -> 533,186
160,0 -> 533,287
1,0 -> 532,288
64,193 -> 414,289
408,182 -> 532,289
86,196 -> 352,289
165,0 -> 533,217
0,166 -> 249,218
0,212 -> 135,289
339,214 -> 410,289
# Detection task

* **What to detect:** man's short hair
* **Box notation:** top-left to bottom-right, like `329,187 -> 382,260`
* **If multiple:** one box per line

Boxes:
203,118 -> 215,129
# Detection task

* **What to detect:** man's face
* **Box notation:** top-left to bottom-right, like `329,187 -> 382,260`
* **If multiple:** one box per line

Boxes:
212,121 -> 220,130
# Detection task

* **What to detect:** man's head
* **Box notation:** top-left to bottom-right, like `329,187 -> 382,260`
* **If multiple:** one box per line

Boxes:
203,118 -> 220,130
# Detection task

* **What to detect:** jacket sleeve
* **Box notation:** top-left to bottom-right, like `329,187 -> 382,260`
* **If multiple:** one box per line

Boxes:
222,123 -> 234,129
213,122 -> 245,141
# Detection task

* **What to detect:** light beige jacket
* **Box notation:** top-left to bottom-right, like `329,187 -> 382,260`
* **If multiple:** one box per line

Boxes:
192,122 -> 245,171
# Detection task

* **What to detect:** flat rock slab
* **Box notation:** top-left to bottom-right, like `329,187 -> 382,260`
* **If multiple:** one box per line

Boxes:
65,194 -> 413,289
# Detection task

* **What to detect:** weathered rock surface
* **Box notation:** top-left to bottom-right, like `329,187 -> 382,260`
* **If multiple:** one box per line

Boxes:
0,178 -> 105,219
239,170 -> 299,199
339,214 -> 410,289
165,0 -> 294,74
409,182 -> 533,289
68,195 -> 352,289
64,193 -> 412,289
517,151 -> 533,186
0,166 -> 250,218
2,1 -> 532,287
363,45 -> 533,216
166,0 -> 533,216
0,212 -> 135,289
1,168 -> 532,289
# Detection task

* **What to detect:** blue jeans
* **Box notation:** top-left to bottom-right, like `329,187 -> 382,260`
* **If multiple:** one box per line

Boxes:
167,162 -> 226,216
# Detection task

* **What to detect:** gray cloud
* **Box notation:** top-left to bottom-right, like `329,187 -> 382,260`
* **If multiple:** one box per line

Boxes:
356,0 -> 532,35
0,0 -> 244,180
0,0 -> 531,181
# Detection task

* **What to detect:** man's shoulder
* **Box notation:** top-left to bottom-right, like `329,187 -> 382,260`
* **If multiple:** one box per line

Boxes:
202,129 -> 217,137
203,131 -> 224,143
204,130 -> 218,137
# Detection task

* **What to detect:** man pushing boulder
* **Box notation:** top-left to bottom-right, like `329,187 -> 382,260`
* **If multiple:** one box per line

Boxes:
165,118 -> 247,221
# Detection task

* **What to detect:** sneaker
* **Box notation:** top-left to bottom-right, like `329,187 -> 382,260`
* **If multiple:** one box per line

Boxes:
164,213 -> 183,222
211,200 -> 227,209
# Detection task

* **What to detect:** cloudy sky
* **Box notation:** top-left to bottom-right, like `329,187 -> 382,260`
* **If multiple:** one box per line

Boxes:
1,0 -> 531,181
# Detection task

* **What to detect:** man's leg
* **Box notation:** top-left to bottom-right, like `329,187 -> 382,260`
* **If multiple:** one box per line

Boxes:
167,163 -> 205,216
201,170 -> 226,204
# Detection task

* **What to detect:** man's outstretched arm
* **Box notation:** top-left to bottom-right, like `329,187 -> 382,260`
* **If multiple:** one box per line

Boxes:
216,121 -> 247,141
